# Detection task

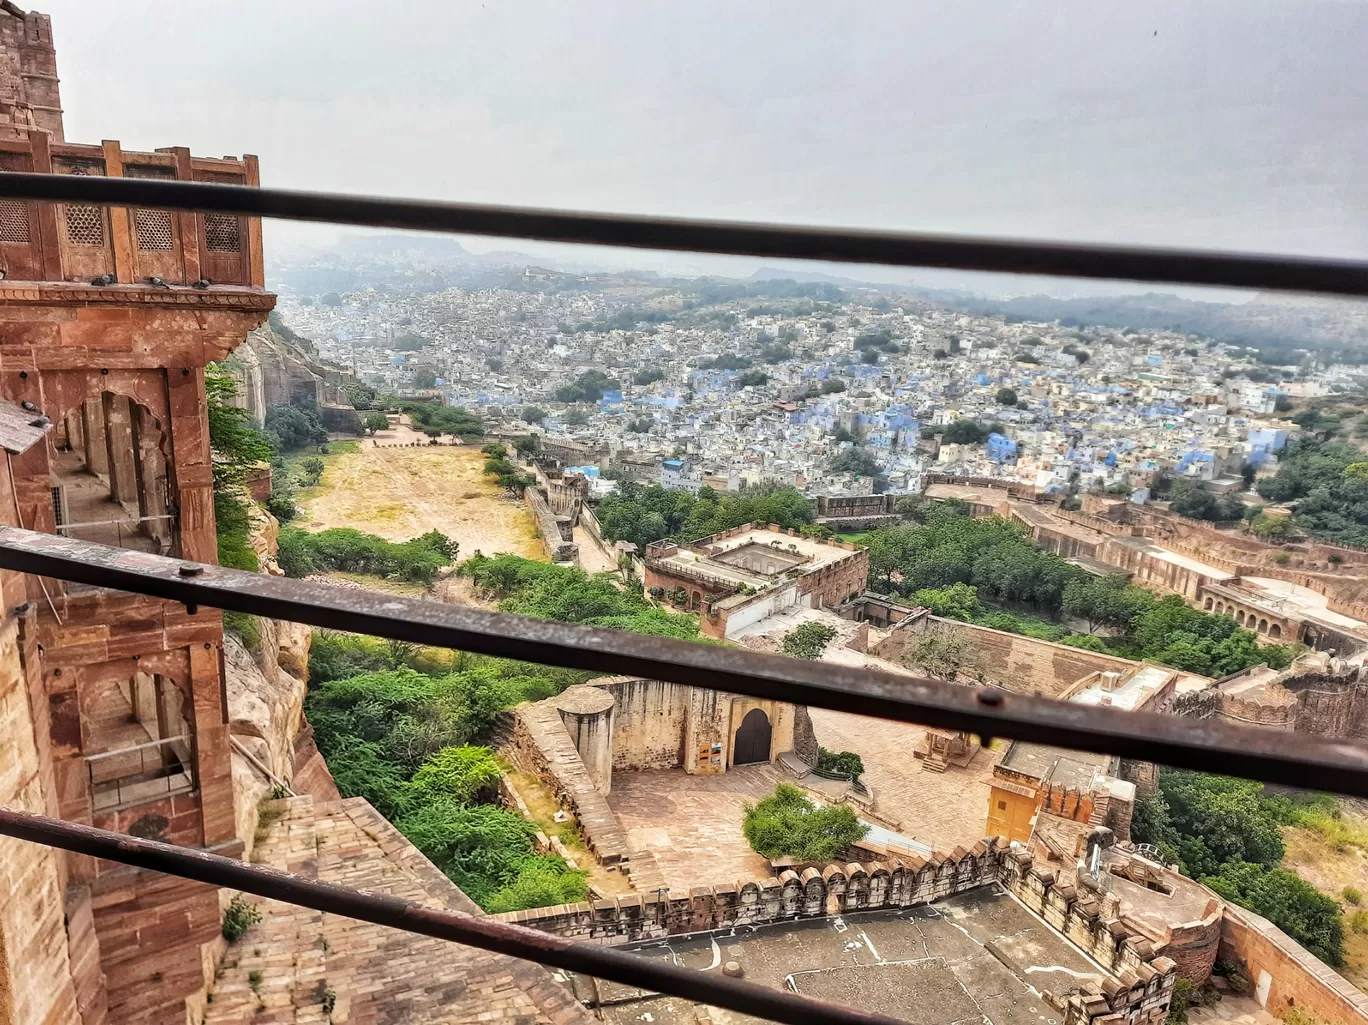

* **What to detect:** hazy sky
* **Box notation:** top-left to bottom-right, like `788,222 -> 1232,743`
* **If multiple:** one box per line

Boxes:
38,0 -> 1368,286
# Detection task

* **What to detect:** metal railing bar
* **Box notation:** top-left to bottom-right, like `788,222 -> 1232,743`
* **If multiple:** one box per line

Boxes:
84,734 -> 190,761
3,526 -> 1367,798
0,809 -> 911,1025
2,172 -> 1368,297
58,513 -> 177,531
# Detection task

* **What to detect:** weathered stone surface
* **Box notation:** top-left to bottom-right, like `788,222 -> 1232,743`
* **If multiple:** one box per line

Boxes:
226,323 -> 360,430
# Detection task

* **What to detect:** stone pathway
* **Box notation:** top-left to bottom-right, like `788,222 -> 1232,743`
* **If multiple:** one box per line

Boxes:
205,794 -> 594,1025
808,708 -> 1003,852
607,764 -> 785,891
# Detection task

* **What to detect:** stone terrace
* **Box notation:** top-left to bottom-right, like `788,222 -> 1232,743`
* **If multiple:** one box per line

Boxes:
607,764 -> 785,891
204,794 -> 594,1025
808,708 -> 1003,851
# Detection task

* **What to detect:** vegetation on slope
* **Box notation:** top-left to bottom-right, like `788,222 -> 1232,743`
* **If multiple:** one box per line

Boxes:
1133,771 -> 1346,966
303,555 -> 705,912
596,480 -> 813,551
861,504 -> 1298,677
1256,439 -> 1368,545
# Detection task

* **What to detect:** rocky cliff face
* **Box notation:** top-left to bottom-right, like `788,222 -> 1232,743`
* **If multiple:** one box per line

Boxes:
225,504 -> 332,856
227,321 -> 362,432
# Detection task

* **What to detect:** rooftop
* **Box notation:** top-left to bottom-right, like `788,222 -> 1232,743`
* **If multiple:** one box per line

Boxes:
599,887 -> 1104,1025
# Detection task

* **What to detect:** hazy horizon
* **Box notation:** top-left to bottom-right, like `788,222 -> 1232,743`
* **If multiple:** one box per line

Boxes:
38,0 -> 1368,297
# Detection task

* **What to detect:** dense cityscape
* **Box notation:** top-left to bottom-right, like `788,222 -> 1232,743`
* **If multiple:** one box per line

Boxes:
272,237 -> 1365,524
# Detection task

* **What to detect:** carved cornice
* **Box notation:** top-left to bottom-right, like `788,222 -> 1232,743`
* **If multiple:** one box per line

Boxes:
0,283 -> 275,310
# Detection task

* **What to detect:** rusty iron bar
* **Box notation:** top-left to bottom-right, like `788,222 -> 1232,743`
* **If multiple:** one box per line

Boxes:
3,171 -> 1368,296
0,810 -> 909,1025
2,527 -> 1367,798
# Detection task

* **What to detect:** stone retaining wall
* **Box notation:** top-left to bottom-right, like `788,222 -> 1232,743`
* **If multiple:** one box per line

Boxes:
524,486 -> 578,563
506,703 -> 630,867
1220,904 -> 1368,1023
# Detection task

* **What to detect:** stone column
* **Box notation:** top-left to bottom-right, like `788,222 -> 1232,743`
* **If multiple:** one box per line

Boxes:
100,392 -> 137,507
81,397 -> 108,478
553,685 -> 615,794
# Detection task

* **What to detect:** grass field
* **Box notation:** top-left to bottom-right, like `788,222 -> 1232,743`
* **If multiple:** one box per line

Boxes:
295,440 -> 544,561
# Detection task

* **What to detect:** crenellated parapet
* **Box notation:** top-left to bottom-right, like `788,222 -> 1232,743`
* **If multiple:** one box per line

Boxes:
999,846 -> 1177,1025
492,837 -> 1008,943
497,839 -> 1178,1025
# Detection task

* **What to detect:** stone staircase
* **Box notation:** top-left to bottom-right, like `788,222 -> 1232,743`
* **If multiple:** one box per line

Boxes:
204,795 -> 328,1025
204,794 -> 594,1025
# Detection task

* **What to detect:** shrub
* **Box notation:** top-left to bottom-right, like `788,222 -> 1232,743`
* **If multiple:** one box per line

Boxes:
277,526 -> 456,584
742,783 -> 868,862
407,746 -> 501,807
1344,885 -> 1363,905
223,611 -> 261,652
816,747 -> 865,781
781,621 -> 839,660
222,894 -> 262,942
297,455 -> 325,487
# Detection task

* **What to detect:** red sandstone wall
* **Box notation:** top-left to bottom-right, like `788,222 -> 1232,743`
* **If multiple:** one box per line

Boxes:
1220,906 -> 1368,1023
873,616 -> 1142,697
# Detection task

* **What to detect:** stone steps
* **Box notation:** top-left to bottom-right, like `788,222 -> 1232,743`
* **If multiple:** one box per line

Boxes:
204,795 -> 329,1025
207,792 -> 595,1025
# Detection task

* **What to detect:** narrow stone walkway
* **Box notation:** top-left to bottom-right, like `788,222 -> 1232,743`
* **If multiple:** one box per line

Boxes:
205,794 -> 594,1025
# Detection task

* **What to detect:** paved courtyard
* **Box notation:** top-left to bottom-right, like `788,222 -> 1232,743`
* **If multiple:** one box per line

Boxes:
808,708 -> 1003,852
608,764 -> 785,890
607,709 -> 1003,893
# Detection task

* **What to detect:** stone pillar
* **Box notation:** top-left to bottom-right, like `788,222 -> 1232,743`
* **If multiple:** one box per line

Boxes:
553,685 -> 614,794
81,397 -> 108,478
101,392 -> 137,507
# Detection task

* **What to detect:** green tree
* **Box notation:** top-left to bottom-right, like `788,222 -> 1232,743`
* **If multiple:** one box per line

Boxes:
522,406 -> 547,424
781,621 -> 839,660
742,783 -> 868,861
264,400 -> 328,451
816,748 -> 865,781
1061,575 -> 1154,633
828,447 -> 881,477
1202,863 -> 1343,966
207,364 -> 274,571
995,387 -> 1018,406
411,369 -> 437,389
820,378 -> 847,394
362,411 -> 390,435
297,456 -> 325,487
342,381 -> 376,409
911,581 -> 981,621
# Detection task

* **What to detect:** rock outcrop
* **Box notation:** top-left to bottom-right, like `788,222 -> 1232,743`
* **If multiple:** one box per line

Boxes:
224,501 -> 333,856
227,320 -> 362,432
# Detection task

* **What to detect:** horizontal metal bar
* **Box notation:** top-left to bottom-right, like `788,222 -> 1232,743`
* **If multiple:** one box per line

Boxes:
58,513 -> 177,531
2,171 -> 1368,297
84,734 -> 190,762
4,527 -> 1368,798
0,809 -> 907,1025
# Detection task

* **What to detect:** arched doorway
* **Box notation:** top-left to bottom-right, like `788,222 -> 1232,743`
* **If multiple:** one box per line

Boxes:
732,708 -> 772,766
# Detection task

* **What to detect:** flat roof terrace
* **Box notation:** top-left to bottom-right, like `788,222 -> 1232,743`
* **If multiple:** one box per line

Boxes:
598,887 -> 1106,1025
650,528 -> 856,589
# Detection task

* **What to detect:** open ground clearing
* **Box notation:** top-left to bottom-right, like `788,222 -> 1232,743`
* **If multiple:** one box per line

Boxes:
297,437 -> 544,561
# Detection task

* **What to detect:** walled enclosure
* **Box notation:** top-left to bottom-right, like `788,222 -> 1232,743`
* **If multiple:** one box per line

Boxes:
494,838 -> 1182,1025
871,613 -> 1145,698
503,677 -> 803,872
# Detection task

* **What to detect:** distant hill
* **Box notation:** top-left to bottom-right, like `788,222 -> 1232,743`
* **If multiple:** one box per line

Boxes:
916,289 -> 1368,363
748,266 -> 886,288
336,234 -> 468,257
